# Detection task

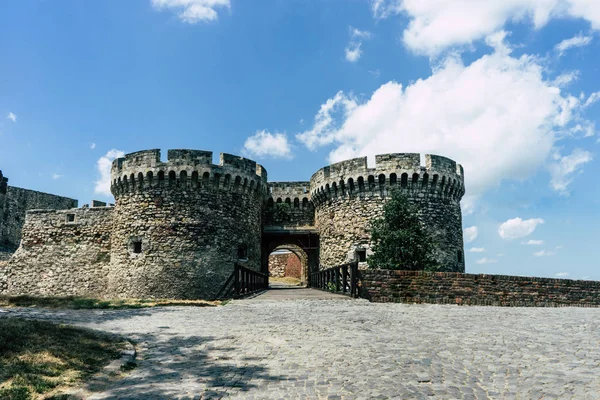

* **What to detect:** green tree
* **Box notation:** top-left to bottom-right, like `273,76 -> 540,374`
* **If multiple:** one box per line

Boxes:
367,190 -> 438,271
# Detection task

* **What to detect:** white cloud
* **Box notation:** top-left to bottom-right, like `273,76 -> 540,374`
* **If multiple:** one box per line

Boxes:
90,143 -> 96,150
499,217 -> 544,240
371,0 -> 600,56
345,44 -> 363,63
345,27 -> 372,63
243,130 -> 293,159
468,247 -> 485,253
523,239 -> 545,245
52,174 -> 63,180
296,91 -> 357,150
476,257 -> 498,265
555,34 -> 593,55
551,71 -> 579,88
350,27 -> 372,40
549,148 -> 593,195
7,112 -> 16,122
371,0 -> 402,19
584,91 -> 600,108
555,272 -> 569,277
296,38 -> 592,205
464,226 -> 478,243
95,149 -> 125,197
568,121 -> 596,137
534,249 -> 556,257
151,0 -> 230,24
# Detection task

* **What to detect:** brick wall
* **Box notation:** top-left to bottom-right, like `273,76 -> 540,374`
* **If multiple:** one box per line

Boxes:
269,252 -> 302,279
360,270 -> 600,307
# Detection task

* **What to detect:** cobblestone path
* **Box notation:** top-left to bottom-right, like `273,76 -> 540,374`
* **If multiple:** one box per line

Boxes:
2,291 -> 600,399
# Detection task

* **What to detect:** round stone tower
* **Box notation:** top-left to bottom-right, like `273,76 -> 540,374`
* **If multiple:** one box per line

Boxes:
109,149 -> 267,299
310,153 -> 465,272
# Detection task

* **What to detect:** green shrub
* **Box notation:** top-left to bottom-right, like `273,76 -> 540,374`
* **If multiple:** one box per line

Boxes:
368,190 -> 438,271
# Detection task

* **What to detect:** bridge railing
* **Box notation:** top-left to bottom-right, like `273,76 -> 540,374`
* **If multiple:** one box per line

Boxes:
309,261 -> 359,297
215,263 -> 269,299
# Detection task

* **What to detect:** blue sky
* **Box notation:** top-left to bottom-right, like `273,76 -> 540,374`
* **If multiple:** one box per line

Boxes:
1,0 -> 599,280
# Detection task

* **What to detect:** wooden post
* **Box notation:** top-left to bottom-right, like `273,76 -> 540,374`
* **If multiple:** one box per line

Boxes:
234,264 -> 240,298
350,261 -> 359,297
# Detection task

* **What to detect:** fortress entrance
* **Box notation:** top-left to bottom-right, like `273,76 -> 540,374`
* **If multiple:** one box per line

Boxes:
261,227 -> 319,287
268,245 -> 307,285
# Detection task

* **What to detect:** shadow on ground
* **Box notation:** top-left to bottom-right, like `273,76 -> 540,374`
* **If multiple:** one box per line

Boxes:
86,334 -> 290,399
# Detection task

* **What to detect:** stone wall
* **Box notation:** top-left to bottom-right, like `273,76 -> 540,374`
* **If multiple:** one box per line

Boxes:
265,182 -> 314,228
311,154 -> 464,272
1,207 -> 113,297
1,185 -> 78,251
108,149 -> 267,299
268,252 -> 302,279
0,171 -> 7,233
360,270 -> 600,307
0,261 -> 7,293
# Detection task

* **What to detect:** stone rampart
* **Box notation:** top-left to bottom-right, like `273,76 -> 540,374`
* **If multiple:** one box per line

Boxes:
265,181 -> 314,228
108,149 -> 267,299
310,153 -> 465,272
2,207 -> 113,297
0,185 -> 78,251
360,270 -> 600,307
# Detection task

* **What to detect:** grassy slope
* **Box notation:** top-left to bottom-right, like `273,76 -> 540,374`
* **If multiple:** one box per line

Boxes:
0,296 -> 220,309
0,318 -> 126,399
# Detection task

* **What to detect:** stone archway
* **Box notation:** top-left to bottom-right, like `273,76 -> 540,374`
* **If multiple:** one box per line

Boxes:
268,244 -> 309,285
261,228 -> 319,287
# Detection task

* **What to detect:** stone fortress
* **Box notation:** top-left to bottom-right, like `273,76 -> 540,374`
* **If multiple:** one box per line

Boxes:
0,149 -> 465,299
0,170 -> 77,261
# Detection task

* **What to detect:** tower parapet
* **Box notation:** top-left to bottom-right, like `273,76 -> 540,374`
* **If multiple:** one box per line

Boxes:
111,149 -> 267,198
310,153 -> 464,206
310,153 -> 465,272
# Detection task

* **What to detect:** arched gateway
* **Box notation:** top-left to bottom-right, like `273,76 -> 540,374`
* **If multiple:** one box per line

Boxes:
262,181 -> 318,285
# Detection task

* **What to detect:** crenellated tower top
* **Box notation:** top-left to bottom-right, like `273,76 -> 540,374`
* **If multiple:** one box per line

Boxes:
110,149 -> 268,198
310,153 -> 464,206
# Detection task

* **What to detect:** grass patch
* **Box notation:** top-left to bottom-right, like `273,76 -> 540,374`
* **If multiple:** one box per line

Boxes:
269,277 -> 302,286
0,296 -> 221,310
0,318 -> 126,399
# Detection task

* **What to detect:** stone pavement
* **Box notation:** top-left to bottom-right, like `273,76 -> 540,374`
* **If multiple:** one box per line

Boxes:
1,292 -> 600,399
248,283 -> 352,301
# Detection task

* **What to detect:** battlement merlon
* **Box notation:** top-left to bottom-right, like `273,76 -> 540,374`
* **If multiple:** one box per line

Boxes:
375,153 -> 421,170
425,155 -> 463,177
168,149 -> 213,165
220,153 -> 257,176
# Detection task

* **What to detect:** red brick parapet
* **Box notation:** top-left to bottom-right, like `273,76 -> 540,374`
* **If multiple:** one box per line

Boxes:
359,269 -> 600,307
